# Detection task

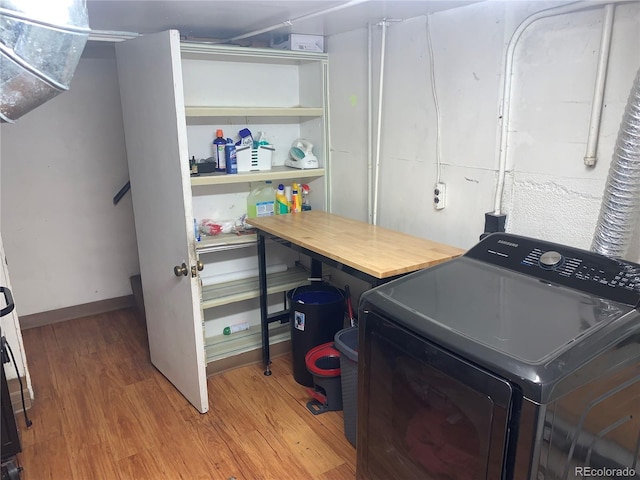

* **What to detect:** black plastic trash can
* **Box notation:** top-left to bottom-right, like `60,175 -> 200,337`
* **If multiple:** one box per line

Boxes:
290,284 -> 344,387
335,326 -> 358,447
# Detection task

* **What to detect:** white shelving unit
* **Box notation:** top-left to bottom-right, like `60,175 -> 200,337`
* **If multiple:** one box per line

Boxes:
115,30 -> 329,411
182,40 -> 328,349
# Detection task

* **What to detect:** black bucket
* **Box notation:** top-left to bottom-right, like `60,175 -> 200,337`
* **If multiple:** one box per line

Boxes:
290,284 -> 345,386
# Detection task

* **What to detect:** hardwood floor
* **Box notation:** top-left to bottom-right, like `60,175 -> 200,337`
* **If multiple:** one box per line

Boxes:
16,309 -> 356,480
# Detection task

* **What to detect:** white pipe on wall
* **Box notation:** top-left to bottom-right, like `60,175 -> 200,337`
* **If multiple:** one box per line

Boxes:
426,14 -> 442,185
368,22 -> 374,223
324,61 -> 332,213
584,3 -> 615,167
372,20 -> 388,226
492,1 -> 622,215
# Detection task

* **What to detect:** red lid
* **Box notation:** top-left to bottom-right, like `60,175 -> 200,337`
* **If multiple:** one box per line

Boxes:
305,342 -> 341,377
216,129 -> 224,137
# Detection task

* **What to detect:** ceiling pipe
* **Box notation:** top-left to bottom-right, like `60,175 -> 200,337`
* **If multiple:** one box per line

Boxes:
222,0 -> 371,44
88,29 -> 139,42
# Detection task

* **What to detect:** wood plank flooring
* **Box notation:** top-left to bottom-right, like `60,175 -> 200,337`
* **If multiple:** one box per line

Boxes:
15,308 -> 356,480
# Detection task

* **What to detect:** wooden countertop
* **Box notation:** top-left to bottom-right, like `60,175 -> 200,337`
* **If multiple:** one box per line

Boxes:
246,211 -> 465,279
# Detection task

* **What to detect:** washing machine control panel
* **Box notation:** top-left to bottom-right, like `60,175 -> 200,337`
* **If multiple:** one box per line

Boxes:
467,233 -> 640,306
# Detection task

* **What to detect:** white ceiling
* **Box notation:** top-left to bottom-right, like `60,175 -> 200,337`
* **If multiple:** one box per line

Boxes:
86,0 -> 479,44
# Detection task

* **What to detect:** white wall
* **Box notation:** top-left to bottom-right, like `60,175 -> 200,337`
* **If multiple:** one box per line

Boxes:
1,0 -> 639,318
0,43 -> 140,316
328,1 -> 640,262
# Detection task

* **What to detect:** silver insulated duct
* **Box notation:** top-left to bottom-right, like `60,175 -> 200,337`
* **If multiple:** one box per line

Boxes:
592,68 -> 640,258
0,0 -> 90,123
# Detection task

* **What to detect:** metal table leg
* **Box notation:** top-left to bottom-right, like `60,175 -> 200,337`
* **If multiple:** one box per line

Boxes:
257,232 -> 271,376
311,257 -> 322,281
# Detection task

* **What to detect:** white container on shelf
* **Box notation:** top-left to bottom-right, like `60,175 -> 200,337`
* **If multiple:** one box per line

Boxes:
270,33 -> 324,53
236,144 -> 273,172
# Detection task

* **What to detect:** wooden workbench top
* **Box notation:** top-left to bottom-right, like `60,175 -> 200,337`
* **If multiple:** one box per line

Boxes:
246,211 -> 465,279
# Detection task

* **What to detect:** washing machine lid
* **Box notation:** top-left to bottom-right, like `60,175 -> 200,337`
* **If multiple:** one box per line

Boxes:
361,233 -> 640,401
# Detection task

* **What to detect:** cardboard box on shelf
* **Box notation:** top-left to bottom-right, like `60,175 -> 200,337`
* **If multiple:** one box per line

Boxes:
270,34 -> 324,53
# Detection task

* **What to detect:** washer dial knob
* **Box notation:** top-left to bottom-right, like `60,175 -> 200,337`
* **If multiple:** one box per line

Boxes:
539,251 -> 563,269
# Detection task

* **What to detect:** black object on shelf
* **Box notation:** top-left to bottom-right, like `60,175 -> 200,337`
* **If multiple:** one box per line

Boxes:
195,161 -> 217,174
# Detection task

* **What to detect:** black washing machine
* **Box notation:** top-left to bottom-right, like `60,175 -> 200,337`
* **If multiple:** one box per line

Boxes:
357,233 -> 640,480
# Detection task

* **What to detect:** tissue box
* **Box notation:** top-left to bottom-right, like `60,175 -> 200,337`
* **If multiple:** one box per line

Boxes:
270,34 -> 324,53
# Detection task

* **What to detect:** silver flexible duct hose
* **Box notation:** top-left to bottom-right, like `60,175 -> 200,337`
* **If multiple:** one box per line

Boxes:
0,0 -> 90,123
592,68 -> 640,258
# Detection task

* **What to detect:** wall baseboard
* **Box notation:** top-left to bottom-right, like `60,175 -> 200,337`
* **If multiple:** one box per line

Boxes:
6,376 -> 32,413
19,295 -> 135,330
130,275 -> 146,324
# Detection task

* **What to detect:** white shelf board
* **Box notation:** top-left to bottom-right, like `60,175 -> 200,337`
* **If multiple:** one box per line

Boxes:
196,233 -> 257,254
200,266 -> 309,310
190,166 -> 325,186
185,106 -> 323,118
205,323 -> 290,364
180,42 -> 328,64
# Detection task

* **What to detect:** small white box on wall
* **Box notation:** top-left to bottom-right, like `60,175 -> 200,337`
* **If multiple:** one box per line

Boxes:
270,34 -> 324,53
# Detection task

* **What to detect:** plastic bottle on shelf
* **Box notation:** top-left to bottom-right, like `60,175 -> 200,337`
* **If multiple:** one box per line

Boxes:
247,181 -> 275,218
291,183 -> 302,213
194,218 -> 200,242
223,322 -> 250,335
275,184 -> 290,214
253,131 -> 269,148
301,184 -> 311,211
284,185 -> 293,211
225,138 -> 237,174
213,129 -> 226,172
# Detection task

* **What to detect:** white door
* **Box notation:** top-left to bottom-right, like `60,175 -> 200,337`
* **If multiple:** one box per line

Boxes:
115,30 -> 208,413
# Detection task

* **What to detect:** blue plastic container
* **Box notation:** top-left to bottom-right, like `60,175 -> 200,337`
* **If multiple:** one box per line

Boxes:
225,139 -> 237,174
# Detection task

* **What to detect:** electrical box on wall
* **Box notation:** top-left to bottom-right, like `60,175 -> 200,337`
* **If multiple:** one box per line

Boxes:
434,182 -> 446,210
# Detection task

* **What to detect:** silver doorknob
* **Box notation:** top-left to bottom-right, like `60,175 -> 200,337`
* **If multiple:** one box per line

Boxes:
174,262 -> 188,277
